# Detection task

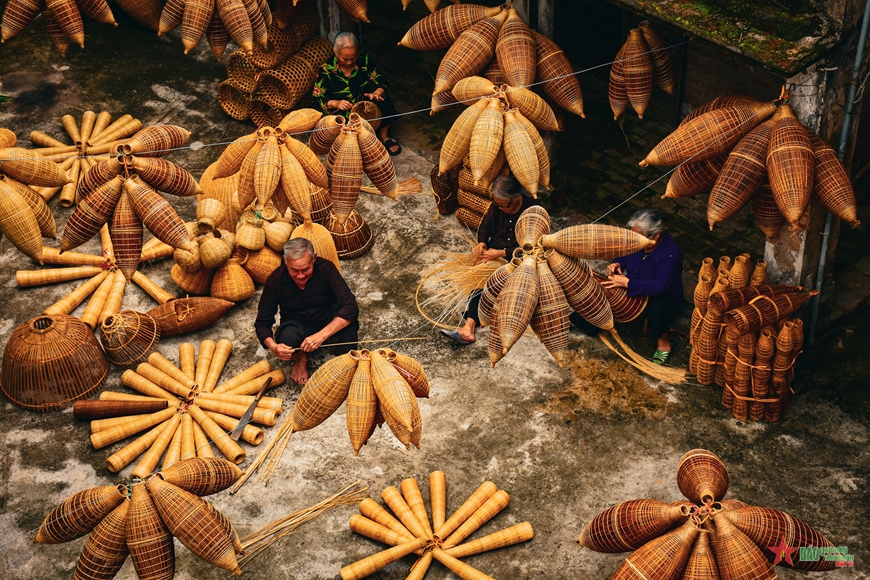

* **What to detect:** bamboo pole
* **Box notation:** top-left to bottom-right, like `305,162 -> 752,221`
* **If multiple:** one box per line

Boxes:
79,269 -> 119,328
213,360 -> 272,393
180,413 -> 196,461
136,362 -> 196,398
131,270 -> 176,304
432,549 -> 496,580
89,111 -> 113,140
62,114 -> 82,143
202,339 -> 233,392
100,391 -> 165,402
443,521 -> 535,558
58,159 -> 80,207
195,340 -> 216,388
430,471 -> 447,532
98,270 -> 127,324
434,481 -> 497,539
205,411 -> 264,445
147,352 -> 197,390
16,266 -> 104,287
192,420 -> 215,458
89,406 -> 177,449
90,412 -> 164,434
30,130 -> 67,148
339,538 -> 427,580
400,478 -> 433,538
80,111 -> 96,144
40,247 -> 107,267
131,413 -> 181,478
43,271 -> 109,315
197,392 -> 283,410
442,490 -> 510,549
162,420 -> 184,469
381,487 -> 430,540
359,498 -> 414,539
179,343 -> 196,381
105,422 -> 164,473
121,369 -> 179,401
188,404 -> 246,464
348,514 -> 415,547
223,370 -> 284,396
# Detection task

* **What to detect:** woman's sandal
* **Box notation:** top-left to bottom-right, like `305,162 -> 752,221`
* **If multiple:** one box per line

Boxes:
652,350 -> 670,365
383,137 -> 402,156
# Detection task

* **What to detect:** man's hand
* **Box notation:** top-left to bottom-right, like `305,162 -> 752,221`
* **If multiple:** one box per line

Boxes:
479,248 -> 505,262
605,263 -> 622,276
300,332 -> 326,352
363,92 -> 384,102
602,274 -> 629,289
472,242 -> 487,256
330,99 -> 353,111
269,342 -> 296,361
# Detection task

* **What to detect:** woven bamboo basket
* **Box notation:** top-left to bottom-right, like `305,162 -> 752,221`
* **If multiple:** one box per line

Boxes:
309,115 -> 346,156
74,499 -> 129,579
578,499 -> 689,552
264,220 -> 294,252
346,352 -> 376,455
323,210 -> 374,259
452,76 -> 499,103
128,156 -> 200,197
609,43 -> 628,121
108,189 -> 142,280
481,58 -> 506,85
532,31 -> 584,117
495,7 -> 536,88
433,10 -> 508,95
196,198 -> 227,233
503,86 -> 560,132
0,182 -> 44,262
205,10 -> 231,60
0,128 -> 16,148
497,253 -> 539,354
174,241 -> 203,273
400,3 -> 502,50
2,176 -> 56,239
541,224 -> 652,260
530,259 -> 571,366
478,258 -> 519,327
681,529 -> 717,579
676,449 -> 729,504
371,350 -> 416,447
126,482 -> 175,579
99,310 -> 161,366
662,155 -> 726,199
622,29 -> 653,118
724,292 -> 816,335
469,97 -> 505,184
147,297 -> 234,336
334,0 -> 368,22
0,146 -> 70,186
751,182 -> 785,239
728,255 -> 752,290
708,119 -> 773,229
290,352 -> 357,431
236,211 -> 266,250
767,104 -> 814,227
285,133 -> 329,190
357,125 -> 398,200
236,245 -> 281,283
515,205 -> 550,251
171,262 -> 215,295
640,101 -> 777,167
502,108 -> 539,196
158,456 -> 242,496
211,257 -> 255,301
439,97 -> 490,174
592,271 -> 648,323
693,273 -> 715,317
723,506 -> 837,571
247,21 -> 293,70
123,125 -> 190,157
35,484 -> 128,544
610,518 -> 700,579
511,109 -> 550,188
1,314 -> 109,411
681,96 -> 767,127
458,166 -> 491,197
349,101 -> 381,131
126,176 -> 195,252
254,133 -> 282,206
61,175 -> 124,253
330,129 -> 363,225
198,232 -> 233,269
248,100 -> 286,128
455,206 -> 484,230
457,188 -> 492,216
710,511 -> 778,580
638,21 -> 674,94
809,131 -> 860,227
548,251 -> 614,330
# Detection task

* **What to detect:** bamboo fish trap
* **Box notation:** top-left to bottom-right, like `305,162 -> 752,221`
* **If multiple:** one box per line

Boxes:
35,458 -> 247,578
399,4 -> 503,50
342,472 -> 534,580
580,448 -> 840,576
231,349 -> 430,493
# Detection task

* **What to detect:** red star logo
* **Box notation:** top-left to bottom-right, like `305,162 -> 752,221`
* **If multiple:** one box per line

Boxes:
767,536 -> 799,566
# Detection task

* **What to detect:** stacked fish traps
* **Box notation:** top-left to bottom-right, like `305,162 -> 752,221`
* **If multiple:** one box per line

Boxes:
653,94 -> 860,233
341,472 -> 535,580
91,340 -> 284,474
29,111 -> 142,206
232,348 -> 430,492
0,0 -> 124,54
401,0 -> 460,13
478,205 -> 685,383
439,82 -> 552,202
609,21 -> 675,120
159,0 -> 272,56
398,3 -> 585,119
688,255 -> 816,422
579,448 -> 841,577
218,5 -> 332,122
34,457 -> 246,578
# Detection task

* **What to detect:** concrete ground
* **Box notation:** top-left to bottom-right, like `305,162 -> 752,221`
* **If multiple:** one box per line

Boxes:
1,5 -> 868,580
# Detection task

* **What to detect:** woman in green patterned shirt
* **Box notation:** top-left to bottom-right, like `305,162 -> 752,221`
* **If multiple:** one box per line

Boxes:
312,32 -> 401,155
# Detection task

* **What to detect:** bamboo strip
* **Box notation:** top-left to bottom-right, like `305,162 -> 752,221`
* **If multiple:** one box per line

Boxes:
89,406 -> 177,449
193,420 -> 215,458
180,413 -> 195,461
400,478 -> 433,538
137,362 -> 195,398
213,359 -> 271,393
205,411 -> 264,445
443,490 -> 510,548
430,470 -> 447,532
435,481 -> 498,539
131,413 -> 181,478
444,521 -> 534,558
131,271 -> 177,304
339,538 -> 427,580
121,369 -> 180,401
43,270 -> 109,315
188,404 -> 246,464
147,351 -> 197,390
180,343 -> 196,381
223,369 -> 284,396
203,338 -> 233,392
162,419 -> 183,469
105,422 -> 164,473
196,340 -> 217,387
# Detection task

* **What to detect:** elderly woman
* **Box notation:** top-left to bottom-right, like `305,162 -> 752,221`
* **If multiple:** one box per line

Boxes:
599,208 -> 684,364
312,31 -> 401,155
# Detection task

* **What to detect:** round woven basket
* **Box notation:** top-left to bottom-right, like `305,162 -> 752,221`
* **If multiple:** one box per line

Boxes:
456,207 -> 484,231
99,310 -> 161,366
1,315 -> 109,411
458,189 -> 492,215
350,101 -> 381,131
217,78 -> 255,121
250,100 -> 289,129
226,50 -> 258,84
238,246 -> 283,283
323,210 -> 374,259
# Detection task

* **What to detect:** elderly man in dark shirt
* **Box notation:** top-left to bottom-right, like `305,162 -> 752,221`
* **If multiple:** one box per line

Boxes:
443,174 -> 534,345
255,238 -> 359,385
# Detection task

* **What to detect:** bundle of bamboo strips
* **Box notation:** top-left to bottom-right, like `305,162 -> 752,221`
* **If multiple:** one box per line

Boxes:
342,472 -> 534,580
29,111 -> 141,206
91,341 -> 283,473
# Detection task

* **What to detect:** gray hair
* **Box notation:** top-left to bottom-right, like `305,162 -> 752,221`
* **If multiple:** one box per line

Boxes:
333,31 -> 359,55
491,174 -> 523,201
627,208 -> 667,237
283,238 -> 315,261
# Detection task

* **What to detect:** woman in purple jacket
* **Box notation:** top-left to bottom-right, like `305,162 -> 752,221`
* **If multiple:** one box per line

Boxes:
601,209 -> 684,364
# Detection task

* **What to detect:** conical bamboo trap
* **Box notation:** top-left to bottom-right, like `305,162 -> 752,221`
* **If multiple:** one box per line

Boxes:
579,448 -> 841,577
608,22 -> 674,120
688,254 -> 813,421
231,348 -> 430,493
34,457 -> 246,578
340,472 -> 534,580
88,341 -> 285,474
158,0 -> 276,55
651,92 -> 857,234
1,0 -> 127,55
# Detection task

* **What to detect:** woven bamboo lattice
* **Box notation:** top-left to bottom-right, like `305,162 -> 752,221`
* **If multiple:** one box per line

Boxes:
451,75 -> 499,103
218,77 -> 255,121
767,104 -> 815,227
502,107 -> 539,196
609,43 -> 628,121
309,115 -> 345,155
73,399 -> 169,421
455,206 -> 484,231
808,131 -> 860,227
751,182 -> 785,239
503,85 -> 560,132
530,258 -> 571,366
341,473 -> 533,580
662,154 -> 726,199
547,251 -> 614,330
34,459 -> 252,577
456,188 -> 492,216
0,178 -> 46,262
211,258 -> 255,302
350,101 -> 382,131
682,96 -> 768,127
235,245 -> 279,283
99,310 -> 161,366
457,165 -> 491,197
257,37 -> 332,110
476,257 -> 518,327
707,119 -> 774,229
399,3 -> 503,50
356,123 -> 397,199
1,314 -> 109,411
231,349 -> 429,492
640,101 -> 777,167
532,30 -> 584,117
540,224 -> 652,260
323,209 -> 375,259
622,29 -> 653,119
481,57 -> 505,85
706,284 -> 800,317
590,271 -> 648,323
495,7 -> 536,88
638,21 -> 674,94
514,204 -> 550,250
468,97 -> 506,184
496,253 -> 539,354
433,9 -> 509,95
226,49 -> 258,84
581,448 -> 839,576
439,97 -> 489,174
723,292 -> 817,335
512,107 -> 551,189
147,297 -> 234,336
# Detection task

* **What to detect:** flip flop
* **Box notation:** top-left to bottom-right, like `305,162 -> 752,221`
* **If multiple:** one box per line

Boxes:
441,329 -> 472,346
652,350 -> 670,365
383,137 -> 402,156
